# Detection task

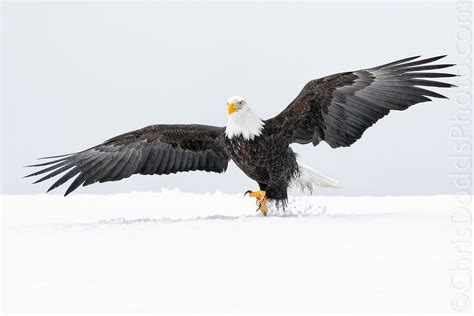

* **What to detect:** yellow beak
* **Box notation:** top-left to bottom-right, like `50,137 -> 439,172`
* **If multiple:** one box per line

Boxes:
227,102 -> 236,115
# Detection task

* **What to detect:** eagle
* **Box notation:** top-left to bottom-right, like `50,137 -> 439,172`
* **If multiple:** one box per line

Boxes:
26,55 -> 455,215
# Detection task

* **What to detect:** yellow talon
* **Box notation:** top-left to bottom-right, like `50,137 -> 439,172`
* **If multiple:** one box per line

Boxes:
245,190 -> 268,216
248,190 -> 266,201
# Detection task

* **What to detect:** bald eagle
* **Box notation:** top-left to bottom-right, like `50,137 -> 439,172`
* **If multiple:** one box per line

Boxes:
26,55 -> 455,215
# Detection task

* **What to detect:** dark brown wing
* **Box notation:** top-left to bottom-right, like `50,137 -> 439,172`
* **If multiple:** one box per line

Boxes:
25,124 -> 229,195
265,55 -> 456,148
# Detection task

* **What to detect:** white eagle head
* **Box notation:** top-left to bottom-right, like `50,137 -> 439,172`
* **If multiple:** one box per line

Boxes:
225,96 -> 265,141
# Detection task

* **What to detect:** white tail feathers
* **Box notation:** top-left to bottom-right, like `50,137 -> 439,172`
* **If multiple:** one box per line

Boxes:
294,162 -> 340,193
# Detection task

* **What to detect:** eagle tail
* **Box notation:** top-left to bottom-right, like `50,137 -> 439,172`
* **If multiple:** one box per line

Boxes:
295,162 -> 340,193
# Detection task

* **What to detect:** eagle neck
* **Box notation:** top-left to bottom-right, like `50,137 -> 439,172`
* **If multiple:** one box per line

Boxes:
225,107 -> 265,141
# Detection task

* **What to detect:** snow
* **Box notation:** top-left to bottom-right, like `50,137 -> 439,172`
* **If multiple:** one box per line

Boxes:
1,191 -> 464,313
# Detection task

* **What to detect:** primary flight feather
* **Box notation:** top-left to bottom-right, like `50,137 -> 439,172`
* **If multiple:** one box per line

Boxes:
26,55 -> 455,215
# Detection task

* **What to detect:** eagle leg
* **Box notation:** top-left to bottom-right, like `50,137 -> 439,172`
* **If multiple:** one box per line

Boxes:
255,198 -> 269,216
244,190 -> 268,216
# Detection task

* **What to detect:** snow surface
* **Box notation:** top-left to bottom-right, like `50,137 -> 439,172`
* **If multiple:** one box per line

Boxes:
1,191 -> 463,313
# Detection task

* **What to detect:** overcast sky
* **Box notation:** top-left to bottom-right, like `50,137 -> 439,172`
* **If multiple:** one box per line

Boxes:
2,1 -> 461,196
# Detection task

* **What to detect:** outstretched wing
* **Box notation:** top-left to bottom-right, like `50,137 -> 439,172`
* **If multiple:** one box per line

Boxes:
25,124 -> 229,195
266,55 -> 455,148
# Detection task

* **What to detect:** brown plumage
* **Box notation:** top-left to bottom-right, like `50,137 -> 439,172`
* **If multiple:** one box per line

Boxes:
266,55 -> 455,147
26,125 -> 229,196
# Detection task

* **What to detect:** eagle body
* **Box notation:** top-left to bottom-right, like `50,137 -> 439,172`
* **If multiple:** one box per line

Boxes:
224,133 -> 299,204
26,55 -> 455,214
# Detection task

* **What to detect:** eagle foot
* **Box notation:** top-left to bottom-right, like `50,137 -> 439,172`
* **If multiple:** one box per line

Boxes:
244,190 -> 268,216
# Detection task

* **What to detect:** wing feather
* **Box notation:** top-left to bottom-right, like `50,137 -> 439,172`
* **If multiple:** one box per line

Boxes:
26,124 -> 229,195
164,148 -> 176,174
389,55 -> 447,69
96,150 -> 125,183
266,55 -> 455,148
157,146 -> 170,174
172,149 -> 183,173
